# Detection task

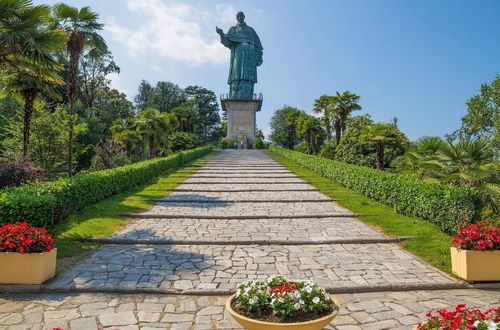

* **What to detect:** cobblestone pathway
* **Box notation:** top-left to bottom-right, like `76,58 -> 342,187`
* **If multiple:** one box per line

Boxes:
1,150 -> 499,329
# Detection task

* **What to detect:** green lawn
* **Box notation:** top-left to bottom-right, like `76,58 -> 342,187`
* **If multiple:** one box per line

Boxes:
52,151 -> 217,259
265,150 -> 454,274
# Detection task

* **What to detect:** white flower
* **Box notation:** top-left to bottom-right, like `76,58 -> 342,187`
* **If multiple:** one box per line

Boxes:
294,303 -> 301,310
486,321 -> 498,330
312,297 -> 320,304
278,297 -> 284,303
293,291 -> 301,299
235,291 -> 240,297
304,286 -> 312,293
248,297 -> 257,305
299,299 -> 305,305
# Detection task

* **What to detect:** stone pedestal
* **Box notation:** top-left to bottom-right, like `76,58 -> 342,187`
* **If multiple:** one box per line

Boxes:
221,97 -> 262,146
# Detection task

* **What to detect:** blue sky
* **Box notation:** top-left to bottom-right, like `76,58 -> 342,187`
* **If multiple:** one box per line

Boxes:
36,0 -> 500,140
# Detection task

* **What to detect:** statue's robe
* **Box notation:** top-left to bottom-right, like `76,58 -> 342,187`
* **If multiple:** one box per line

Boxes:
220,22 -> 263,87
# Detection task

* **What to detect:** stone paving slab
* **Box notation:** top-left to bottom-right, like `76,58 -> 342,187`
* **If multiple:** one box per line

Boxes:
48,243 -> 457,292
142,201 -> 352,217
158,191 -> 332,201
111,218 -> 386,242
1,289 -> 498,329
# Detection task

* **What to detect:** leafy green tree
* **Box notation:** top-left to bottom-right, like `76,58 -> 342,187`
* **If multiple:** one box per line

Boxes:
52,3 -> 105,176
185,86 -> 220,142
269,106 -> 302,149
89,87 -> 134,131
110,117 -> 138,157
90,139 -> 129,170
135,108 -> 178,158
168,132 -> 200,152
453,76 -> 499,152
171,103 -> 199,133
256,129 -> 265,140
360,123 -> 406,170
296,113 -> 326,154
335,115 -> 408,168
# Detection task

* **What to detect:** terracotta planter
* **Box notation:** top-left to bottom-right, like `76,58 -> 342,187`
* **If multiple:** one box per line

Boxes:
0,248 -> 57,284
226,294 -> 340,330
450,247 -> 500,282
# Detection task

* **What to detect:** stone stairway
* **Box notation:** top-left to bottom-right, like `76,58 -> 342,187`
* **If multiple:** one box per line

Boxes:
48,150 -> 460,294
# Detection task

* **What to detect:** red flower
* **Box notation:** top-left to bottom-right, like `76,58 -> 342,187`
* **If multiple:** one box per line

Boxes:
0,222 -> 55,254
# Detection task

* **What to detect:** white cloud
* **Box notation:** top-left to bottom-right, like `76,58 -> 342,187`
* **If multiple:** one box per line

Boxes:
150,65 -> 163,72
105,0 -> 242,66
107,72 -> 128,95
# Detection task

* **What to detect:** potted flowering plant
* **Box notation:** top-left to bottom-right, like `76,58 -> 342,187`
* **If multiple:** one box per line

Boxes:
450,221 -> 500,281
226,276 -> 339,330
416,304 -> 499,329
0,222 -> 56,284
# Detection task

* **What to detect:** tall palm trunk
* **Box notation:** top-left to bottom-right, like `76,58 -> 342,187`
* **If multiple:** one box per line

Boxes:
21,88 -> 38,159
376,141 -> 385,170
334,121 -> 342,145
67,31 -> 84,177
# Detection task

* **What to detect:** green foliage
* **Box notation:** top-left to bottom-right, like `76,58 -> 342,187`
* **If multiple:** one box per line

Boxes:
168,132 -> 200,152
171,103 -> 199,133
335,115 -> 408,168
319,142 -> 336,159
269,106 -> 302,149
135,108 -> 178,158
185,86 -> 221,143
254,138 -> 264,149
452,76 -> 499,152
255,129 -> 265,140
135,80 -> 185,113
89,140 -> 129,171
295,113 -> 326,154
270,145 -> 481,233
219,138 -> 229,149
0,146 -> 212,227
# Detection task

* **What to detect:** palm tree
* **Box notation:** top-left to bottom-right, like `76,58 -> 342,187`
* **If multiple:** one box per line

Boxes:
437,139 -> 499,213
135,108 -> 179,158
331,91 -> 362,139
0,0 -> 65,71
296,113 -> 326,154
313,95 -> 335,142
110,118 -> 138,158
52,3 -> 105,176
360,123 -> 397,170
0,0 -> 66,158
171,104 -> 199,133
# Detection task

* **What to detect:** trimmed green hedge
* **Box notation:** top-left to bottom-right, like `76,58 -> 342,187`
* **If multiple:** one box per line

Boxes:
0,145 -> 212,227
270,145 -> 481,233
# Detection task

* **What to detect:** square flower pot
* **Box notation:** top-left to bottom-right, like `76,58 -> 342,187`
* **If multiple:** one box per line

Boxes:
0,248 -> 57,284
450,247 -> 500,282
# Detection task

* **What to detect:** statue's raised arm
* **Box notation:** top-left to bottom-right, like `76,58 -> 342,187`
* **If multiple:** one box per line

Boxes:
217,11 -> 263,100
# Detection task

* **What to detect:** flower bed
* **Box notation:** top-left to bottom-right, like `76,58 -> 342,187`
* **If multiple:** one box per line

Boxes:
0,222 -> 54,254
452,222 -> 500,251
231,276 -> 336,323
416,304 -> 499,329
0,222 -> 57,284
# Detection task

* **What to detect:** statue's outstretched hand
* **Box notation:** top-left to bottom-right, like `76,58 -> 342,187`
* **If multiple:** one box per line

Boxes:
216,26 -> 223,35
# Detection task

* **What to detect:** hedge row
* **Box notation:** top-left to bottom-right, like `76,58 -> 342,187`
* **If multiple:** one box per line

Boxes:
0,145 -> 212,227
270,145 -> 481,233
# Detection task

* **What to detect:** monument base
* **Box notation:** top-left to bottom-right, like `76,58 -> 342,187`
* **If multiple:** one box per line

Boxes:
221,96 -> 262,147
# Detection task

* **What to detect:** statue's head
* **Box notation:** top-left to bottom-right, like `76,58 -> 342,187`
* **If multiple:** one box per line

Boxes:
236,11 -> 245,24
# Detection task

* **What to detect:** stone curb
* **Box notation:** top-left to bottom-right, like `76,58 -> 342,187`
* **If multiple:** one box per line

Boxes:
0,281 -> 478,295
63,237 -> 413,245
123,199 -> 336,203
92,213 -> 360,219
160,181 -> 315,184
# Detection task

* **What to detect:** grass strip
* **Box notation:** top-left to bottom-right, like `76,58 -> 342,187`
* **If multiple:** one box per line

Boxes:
265,150 -> 453,274
52,151 -> 217,259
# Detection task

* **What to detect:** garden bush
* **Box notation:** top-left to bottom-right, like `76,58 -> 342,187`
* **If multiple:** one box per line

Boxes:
270,145 -> 481,233
0,157 -> 46,189
0,145 -> 212,227
254,138 -> 264,149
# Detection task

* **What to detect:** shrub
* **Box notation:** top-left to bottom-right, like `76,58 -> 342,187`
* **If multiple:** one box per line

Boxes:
319,142 -> 336,159
294,142 -> 308,154
220,138 -> 229,149
0,222 -> 55,254
254,138 -> 264,149
0,146 -> 212,227
0,157 -> 46,189
270,145 -> 481,232
452,222 -> 499,250
168,132 -> 200,152
233,276 -> 334,322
